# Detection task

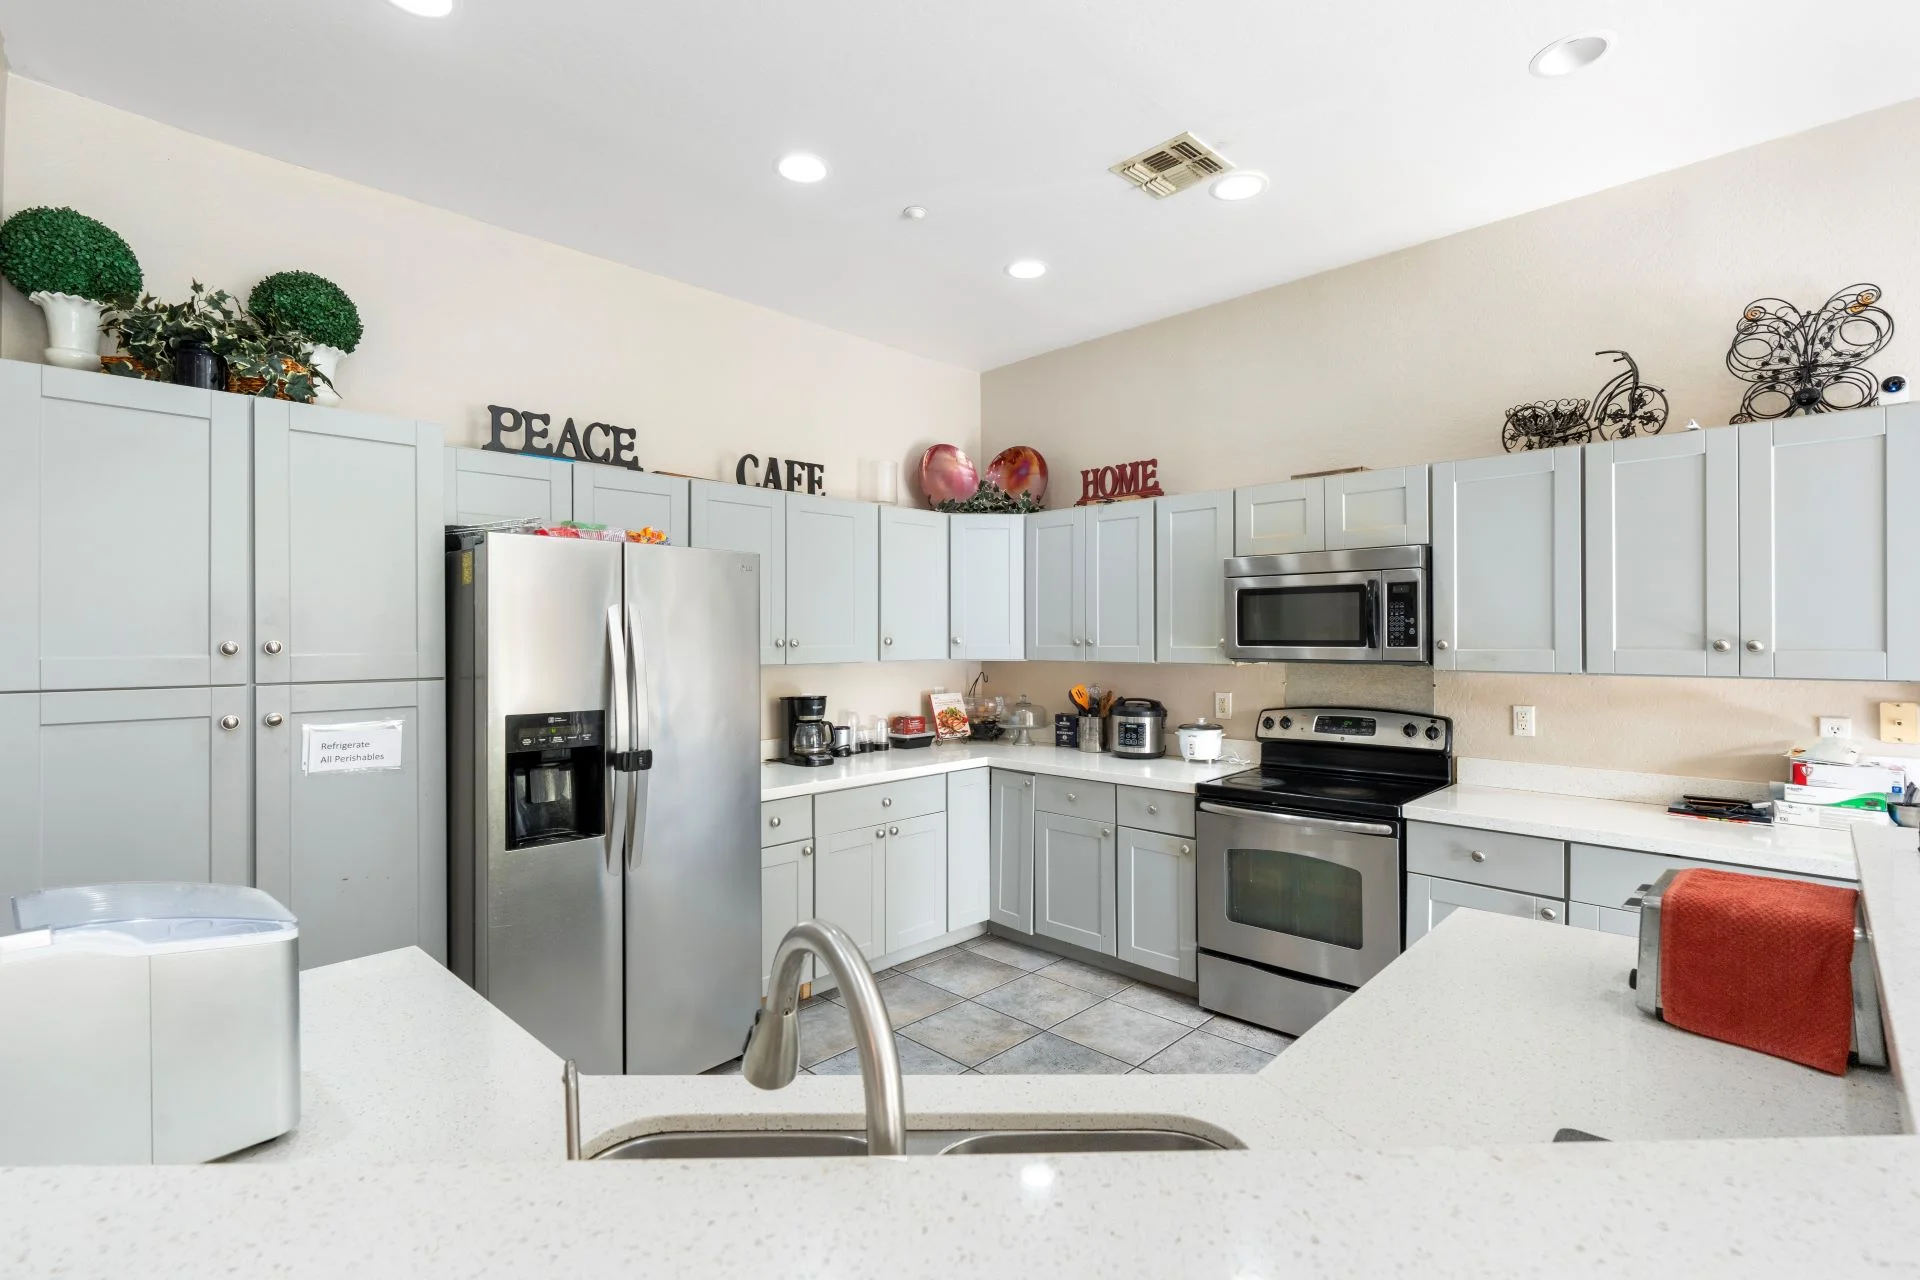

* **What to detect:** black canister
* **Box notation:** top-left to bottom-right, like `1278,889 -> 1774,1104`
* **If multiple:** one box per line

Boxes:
172,341 -> 226,390
1054,713 -> 1078,748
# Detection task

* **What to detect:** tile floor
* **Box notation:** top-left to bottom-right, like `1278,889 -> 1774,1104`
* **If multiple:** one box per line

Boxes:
714,934 -> 1295,1076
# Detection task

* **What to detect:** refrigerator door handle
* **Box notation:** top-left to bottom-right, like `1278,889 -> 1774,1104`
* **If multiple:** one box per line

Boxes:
625,602 -> 654,770
605,768 -> 626,875
607,605 -> 631,755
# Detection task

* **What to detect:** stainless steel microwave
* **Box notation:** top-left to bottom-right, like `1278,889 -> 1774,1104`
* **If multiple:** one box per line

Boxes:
1223,545 -> 1428,664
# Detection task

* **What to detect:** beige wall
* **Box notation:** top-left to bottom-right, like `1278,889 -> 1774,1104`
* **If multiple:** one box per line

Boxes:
982,98 -> 1920,778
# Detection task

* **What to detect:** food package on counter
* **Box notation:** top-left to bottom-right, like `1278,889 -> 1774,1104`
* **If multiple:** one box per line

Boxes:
889,714 -> 927,735
1788,759 -> 1905,796
928,692 -> 971,742
1772,799 -> 1892,829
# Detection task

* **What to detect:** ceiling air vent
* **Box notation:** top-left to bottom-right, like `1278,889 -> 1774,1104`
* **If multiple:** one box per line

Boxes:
1109,132 -> 1232,199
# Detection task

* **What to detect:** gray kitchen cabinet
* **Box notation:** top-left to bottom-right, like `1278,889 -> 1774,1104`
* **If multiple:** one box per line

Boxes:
1115,826 -> 1196,980
254,680 -> 445,969
785,493 -> 879,665
1585,429 -> 1740,677
1738,407 -> 1920,680
443,446 -> 571,526
1566,901 -> 1639,937
1034,809 -> 1117,956
879,506 -> 948,661
1234,478 -> 1324,556
948,514 -> 1025,660
814,823 -> 886,961
1024,508 -> 1081,662
946,767 -> 991,931
0,361 -> 251,693
689,481 -> 785,665
571,466 -> 689,547
0,687 -> 252,916
1325,465 -> 1430,549
1025,503 -> 1155,663
988,769 -> 1036,934
1155,490 -> 1232,664
254,401 -> 445,685
882,811 -> 949,954
760,837 -> 813,996
1404,872 -> 1564,948
1432,446 -> 1583,673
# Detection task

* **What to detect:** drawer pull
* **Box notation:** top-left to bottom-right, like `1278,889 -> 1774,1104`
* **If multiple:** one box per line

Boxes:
1147,803 -> 1158,815
1066,792 -> 1076,802
881,797 -> 893,808
1539,907 -> 1558,922
769,816 -> 782,828
1469,850 -> 1487,863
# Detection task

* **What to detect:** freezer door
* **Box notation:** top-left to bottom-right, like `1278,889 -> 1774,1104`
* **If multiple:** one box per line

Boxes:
622,544 -> 762,1073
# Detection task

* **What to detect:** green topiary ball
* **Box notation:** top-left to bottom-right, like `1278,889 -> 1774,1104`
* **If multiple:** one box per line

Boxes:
0,206 -> 143,303
249,270 -> 364,353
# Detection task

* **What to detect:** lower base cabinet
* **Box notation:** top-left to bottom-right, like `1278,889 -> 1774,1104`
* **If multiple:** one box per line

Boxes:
814,825 -> 885,960
988,770 -> 1036,934
1034,810 -> 1117,956
946,769 -> 990,931
760,837 -> 813,995
883,811 -> 949,954
1115,826 -> 1196,980
1405,871 -> 1564,948
1566,901 -> 1638,936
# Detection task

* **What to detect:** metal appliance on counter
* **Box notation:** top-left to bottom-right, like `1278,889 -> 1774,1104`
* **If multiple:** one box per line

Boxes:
1105,697 -> 1168,759
782,694 -> 834,767
0,883 -> 300,1164
449,533 -> 760,1075
1223,546 -> 1428,664
1195,707 -> 1453,1037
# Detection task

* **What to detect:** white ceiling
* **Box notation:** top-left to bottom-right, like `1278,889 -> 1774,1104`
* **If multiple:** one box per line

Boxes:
3,1 -> 1918,371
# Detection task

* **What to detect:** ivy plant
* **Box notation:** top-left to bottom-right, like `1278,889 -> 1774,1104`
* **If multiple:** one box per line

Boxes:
0,206 -> 143,303
248,270 -> 363,353
103,280 -> 330,401
932,481 -> 1044,515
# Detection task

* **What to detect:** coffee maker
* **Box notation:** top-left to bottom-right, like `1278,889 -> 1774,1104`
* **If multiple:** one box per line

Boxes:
782,694 -> 833,767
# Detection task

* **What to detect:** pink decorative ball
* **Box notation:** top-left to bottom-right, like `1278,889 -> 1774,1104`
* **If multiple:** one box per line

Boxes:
986,446 -> 1049,503
919,444 -> 979,505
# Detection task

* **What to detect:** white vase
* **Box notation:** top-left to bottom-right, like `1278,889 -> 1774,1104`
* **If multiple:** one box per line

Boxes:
29,291 -> 104,370
308,344 -> 346,406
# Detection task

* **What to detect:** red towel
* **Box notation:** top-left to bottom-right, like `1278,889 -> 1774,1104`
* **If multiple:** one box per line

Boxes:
1659,868 -> 1859,1075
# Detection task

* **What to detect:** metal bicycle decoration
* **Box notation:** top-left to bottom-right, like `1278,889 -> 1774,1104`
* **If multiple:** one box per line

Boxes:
1501,350 -> 1669,452
1725,283 -> 1893,422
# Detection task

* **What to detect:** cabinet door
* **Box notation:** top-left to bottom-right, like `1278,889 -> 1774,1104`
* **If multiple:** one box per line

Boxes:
1326,465 -> 1430,549
0,363 -> 251,692
1586,431 -> 1739,677
1404,872 -> 1564,948
879,506 -> 949,661
988,769 -> 1036,934
0,688 -> 252,914
761,837 -> 814,996
783,493 -> 878,665
883,811 -> 948,954
255,680 -> 446,969
443,446 -> 571,525
690,481 -> 785,664
1739,408 -> 1920,679
1565,901 -> 1639,937
1025,509 -> 1083,662
814,824 -> 886,960
255,402 -> 445,684
1034,810 -> 1116,956
1234,479 -> 1325,556
1115,826 -> 1195,980
946,768 -> 991,931
572,467 -> 689,546
948,514 -> 1025,660
1155,491 -> 1231,664
1432,448 -> 1582,673
1084,500 -> 1156,663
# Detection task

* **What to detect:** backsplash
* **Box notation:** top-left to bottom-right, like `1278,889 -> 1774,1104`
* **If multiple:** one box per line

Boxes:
760,660 -> 980,744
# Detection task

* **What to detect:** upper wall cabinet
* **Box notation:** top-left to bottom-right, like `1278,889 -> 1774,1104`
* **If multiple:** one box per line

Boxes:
690,481 -> 785,664
879,506 -> 948,661
1025,509 -> 1081,663
1234,478 -> 1324,557
1155,491 -> 1232,664
1739,407 -> 1920,680
948,515 -> 1025,661
0,363 -> 251,693
1432,447 -> 1582,673
1026,503 -> 1156,663
255,402 -> 445,685
784,494 -> 879,665
572,466 -> 690,547
444,447 -> 571,526
1234,467 -> 1429,557
1585,431 -> 1739,677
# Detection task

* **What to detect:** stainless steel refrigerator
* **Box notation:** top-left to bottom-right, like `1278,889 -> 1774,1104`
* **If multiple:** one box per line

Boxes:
448,533 -> 760,1074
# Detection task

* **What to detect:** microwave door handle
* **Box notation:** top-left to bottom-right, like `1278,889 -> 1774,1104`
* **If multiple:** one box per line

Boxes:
1198,801 -> 1395,838
1363,580 -> 1379,653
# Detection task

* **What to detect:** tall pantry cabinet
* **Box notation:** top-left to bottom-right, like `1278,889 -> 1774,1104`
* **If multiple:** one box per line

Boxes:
0,360 -> 445,969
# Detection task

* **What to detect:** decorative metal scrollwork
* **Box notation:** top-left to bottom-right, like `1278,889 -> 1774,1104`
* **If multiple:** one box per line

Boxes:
1502,350 -> 1668,452
1726,283 -> 1893,422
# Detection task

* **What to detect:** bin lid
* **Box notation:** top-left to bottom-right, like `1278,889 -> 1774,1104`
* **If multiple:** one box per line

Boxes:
7,882 -> 297,954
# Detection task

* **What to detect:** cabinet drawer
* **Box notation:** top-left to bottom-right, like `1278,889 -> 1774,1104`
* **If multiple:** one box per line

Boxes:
812,774 -> 946,836
1568,842 -> 1853,910
1116,785 -> 1194,837
760,797 -> 813,847
1406,821 -> 1565,897
1034,776 -> 1116,822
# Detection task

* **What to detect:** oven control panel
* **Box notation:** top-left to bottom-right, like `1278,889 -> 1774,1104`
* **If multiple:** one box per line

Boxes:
1255,706 -> 1451,750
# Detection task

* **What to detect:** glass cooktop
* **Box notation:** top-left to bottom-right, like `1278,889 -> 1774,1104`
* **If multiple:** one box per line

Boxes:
1196,767 -> 1447,821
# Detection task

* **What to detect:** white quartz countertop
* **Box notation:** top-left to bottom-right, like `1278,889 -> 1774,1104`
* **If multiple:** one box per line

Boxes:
1405,782 -> 1858,879
761,740 -> 1256,801
1856,824 -> 1920,1127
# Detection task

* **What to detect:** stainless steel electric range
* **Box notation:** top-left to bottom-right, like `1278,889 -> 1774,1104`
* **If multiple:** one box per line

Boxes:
1194,706 -> 1453,1038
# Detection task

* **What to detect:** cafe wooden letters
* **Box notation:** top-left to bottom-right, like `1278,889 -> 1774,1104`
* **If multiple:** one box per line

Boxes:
735,454 -> 826,494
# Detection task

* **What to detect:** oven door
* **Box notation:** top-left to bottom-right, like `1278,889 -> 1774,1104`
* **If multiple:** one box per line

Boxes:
1225,570 -> 1382,663
1196,801 -> 1402,988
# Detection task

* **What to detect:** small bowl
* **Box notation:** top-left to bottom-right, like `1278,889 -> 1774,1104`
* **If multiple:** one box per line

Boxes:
1889,803 -> 1920,828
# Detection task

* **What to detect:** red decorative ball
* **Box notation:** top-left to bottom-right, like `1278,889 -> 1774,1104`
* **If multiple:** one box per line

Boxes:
986,445 -> 1048,503
919,443 -> 979,505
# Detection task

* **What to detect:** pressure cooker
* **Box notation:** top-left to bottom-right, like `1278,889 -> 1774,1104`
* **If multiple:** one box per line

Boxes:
1104,698 -> 1168,759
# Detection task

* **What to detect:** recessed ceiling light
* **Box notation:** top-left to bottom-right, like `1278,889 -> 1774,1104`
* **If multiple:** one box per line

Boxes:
1210,171 -> 1269,202
777,153 -> 828,184
1529,31 -> 1613,78
1005,260 -> 1047,280
386,0 -> 454,16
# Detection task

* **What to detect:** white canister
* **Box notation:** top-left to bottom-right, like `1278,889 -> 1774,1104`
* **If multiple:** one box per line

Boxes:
1176,720 -> 1225,763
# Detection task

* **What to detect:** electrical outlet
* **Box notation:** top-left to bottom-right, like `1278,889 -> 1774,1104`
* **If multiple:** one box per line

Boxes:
1881,702 -> 1920,744
1214,692 -> 1233,720
1512,705 -> 1536,737
1818,716 -> 1853,740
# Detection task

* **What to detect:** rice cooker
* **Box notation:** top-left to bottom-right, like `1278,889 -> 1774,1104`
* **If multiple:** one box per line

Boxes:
1175,719 -> 1226,763
1105,698 -> 1167,759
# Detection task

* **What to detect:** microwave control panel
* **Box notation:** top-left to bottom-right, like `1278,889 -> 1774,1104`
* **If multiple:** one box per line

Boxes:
1385,581 -> 1421,649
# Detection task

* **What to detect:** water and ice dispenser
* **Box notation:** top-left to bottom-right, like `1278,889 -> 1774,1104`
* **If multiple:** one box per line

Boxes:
505,711 -> 606,848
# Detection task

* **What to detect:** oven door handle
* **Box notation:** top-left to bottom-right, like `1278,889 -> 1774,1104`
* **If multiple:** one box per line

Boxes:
1198,801 -> 1395,838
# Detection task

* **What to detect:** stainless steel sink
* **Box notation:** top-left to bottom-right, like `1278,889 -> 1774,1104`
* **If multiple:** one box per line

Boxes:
593,1127 -> 1229,1159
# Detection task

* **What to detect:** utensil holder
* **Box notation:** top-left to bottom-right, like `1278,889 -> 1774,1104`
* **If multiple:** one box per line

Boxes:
1077,715 -> 1104,753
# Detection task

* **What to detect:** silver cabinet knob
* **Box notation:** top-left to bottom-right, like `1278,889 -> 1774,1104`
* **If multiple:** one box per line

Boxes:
1147,804 -> 1158,815
1100,828 -> 1111,838
262,640 -> 283,655
888,826 -> 898,836
1435,639 -> 1451,651
883,636 -> 893,646
218,715 -> 239,731
1469,850 -> 1487,863
952,636 -> 963,645
881,797 -> 893,808
1180,844 -> 1191,857
1711,639 -> 1732,653
1065,792 -> 1076,801
769,816 -> 782,828
263,712 -> 284,727
1024,779 -> 1032,788
219,641 -> 239,657
801,845 -> 813,857
774,638 -> 786,647
788,638 -> 799,648
1745,639 -> 1766,653
1539,907 -> 1558,922
875,829 -> 886,840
